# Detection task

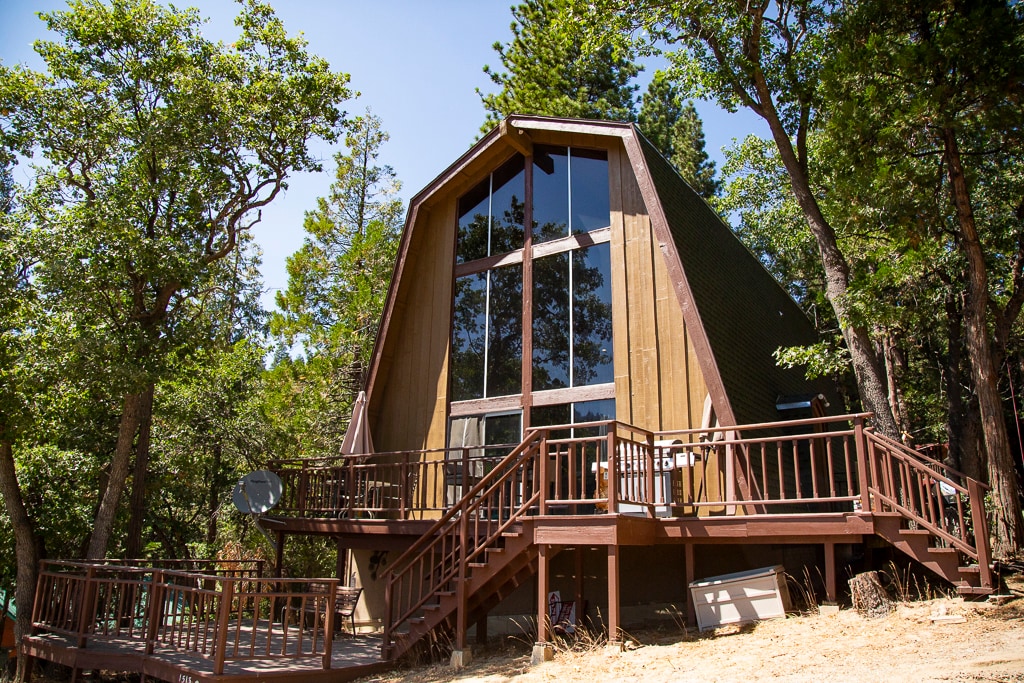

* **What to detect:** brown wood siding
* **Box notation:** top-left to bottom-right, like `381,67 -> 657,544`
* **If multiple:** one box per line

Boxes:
370,201 -> 455,455
610,141 -> 709,432
630,133 -> 827,427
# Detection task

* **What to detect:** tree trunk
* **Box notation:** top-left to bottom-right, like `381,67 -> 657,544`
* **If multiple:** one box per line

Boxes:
124,383 -> 155,560
86,390 -> 147,560
752,85 -> 899,439
849,571 -> 894,618
882,332 -> 912,440
0,438 -> 40,681
943,127 -> 1023,558
944,291 -> 984,480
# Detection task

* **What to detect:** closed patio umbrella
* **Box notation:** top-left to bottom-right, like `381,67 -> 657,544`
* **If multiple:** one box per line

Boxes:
340,390 -> 374,455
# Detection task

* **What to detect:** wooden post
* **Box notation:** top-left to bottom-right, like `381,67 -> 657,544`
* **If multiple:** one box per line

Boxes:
275,532 -> 285,578
574,547 -> 584,630
606,430 -> 618,514
76,566 -> 98,649
684,545 -> 696,627
854,416 -> 871,513
145,570 -> 164,655
297,467 -> 308,515
213,579 -> 235,676
607,545 -> 620,644
824,542 -> 837,603
335,539 -> 348,585
322,582 -> 335,670
453,486 -> 470,663
967,479 -> 994,589
725,431 -> 736,515
646,431 -> 656,517
539,432 -> 549,516
532,544 -> 553,664
347,456 -> 356,518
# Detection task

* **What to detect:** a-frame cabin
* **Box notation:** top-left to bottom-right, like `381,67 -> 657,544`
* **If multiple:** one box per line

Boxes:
22,116 -> 993,682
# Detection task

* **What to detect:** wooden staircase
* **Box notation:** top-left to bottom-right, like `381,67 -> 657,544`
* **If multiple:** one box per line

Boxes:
862,431 -> 995,596
384,523 -> 548,661
382,431 -> 547,662
873,515 -> 993,595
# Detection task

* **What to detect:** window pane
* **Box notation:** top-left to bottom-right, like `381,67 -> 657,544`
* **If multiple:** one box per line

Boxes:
490,156 -> 525,255
457,179 -> 490,264
486,264 -> 523,397
574,399 -> 616,438
573,243 -> 614,386
532,146 -> 569,243
485,413 -> 522,447
451,272 -> 487,401
530,404 -> 572,440
570,149 -> 610,233
532,252 -> 570,390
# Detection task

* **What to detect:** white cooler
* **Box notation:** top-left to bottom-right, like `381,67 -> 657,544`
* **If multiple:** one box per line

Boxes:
689,565 -> 791,631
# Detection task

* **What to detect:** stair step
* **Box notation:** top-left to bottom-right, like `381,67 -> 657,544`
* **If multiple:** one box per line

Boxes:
409,617 -> 425,625
436,590 -> 456,597
899,529 -> 932,536
959,565 -> 981,574
486,547 -> 506,555
423,604 -> 439,612
957,585 -> 994,596
927,547 -> 958,555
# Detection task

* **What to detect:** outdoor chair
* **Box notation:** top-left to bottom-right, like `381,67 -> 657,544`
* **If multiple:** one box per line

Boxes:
302,584 -> 362,636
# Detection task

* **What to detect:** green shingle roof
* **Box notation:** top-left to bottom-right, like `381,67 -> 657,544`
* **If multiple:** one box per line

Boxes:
632,129 -> 829,426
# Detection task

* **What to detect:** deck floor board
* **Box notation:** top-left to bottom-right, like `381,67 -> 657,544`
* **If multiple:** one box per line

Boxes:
24,627 -> 388,682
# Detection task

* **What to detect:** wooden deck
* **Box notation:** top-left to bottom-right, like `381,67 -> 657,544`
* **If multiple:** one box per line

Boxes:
23,630 -> 388,682
22,414 -> 995,681
22,563 -> 392,683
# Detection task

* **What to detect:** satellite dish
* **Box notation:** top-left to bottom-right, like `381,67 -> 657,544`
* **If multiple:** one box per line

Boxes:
233,470 -> 283,514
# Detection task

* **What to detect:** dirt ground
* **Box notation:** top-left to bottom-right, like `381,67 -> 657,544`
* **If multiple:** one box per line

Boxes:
371,576 -> 1024,683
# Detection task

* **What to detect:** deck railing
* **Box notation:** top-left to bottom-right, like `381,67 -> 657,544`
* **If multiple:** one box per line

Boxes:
376,413 -> 992,659
267,416 -> 988,540
268,445 -> 512,518
31,561 -> 340,674
864,431 -> 991,578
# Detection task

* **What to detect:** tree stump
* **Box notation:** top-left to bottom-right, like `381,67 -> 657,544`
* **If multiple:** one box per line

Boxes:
849,571 -> 894,618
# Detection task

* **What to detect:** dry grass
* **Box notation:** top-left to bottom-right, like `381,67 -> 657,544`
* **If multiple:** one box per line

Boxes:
369,575 -> 1024,683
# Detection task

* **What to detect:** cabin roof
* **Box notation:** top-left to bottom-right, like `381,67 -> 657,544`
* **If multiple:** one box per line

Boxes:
367,115 -> 826,427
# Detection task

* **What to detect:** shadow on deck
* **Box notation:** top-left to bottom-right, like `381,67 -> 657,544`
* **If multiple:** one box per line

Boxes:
25,630 -> 388,682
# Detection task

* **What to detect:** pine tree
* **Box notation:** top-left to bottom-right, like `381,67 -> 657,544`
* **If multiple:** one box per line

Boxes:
480,0 -> 640,132
638,73 -> 719,199
268,111 -> 403,456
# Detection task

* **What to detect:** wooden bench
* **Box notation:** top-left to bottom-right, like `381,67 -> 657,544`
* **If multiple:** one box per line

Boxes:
303,584 -> 362,636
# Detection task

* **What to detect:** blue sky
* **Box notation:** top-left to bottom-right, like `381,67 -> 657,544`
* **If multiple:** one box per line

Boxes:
0,0 -> 761,311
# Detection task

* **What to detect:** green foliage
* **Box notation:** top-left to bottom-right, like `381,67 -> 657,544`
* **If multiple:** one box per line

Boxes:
480,0 -> 640,131
637,72 -> 719,199
774,338 -> 849,381
17,0 -> 352,392
715,134 -> 822,306
13,444 -> 100,558
268,111 -> 403,457
0,0 -> 352,574
144,339 -> 270,560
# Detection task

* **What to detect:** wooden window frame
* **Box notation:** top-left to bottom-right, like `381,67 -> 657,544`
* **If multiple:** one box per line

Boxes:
450,147 -> 613,429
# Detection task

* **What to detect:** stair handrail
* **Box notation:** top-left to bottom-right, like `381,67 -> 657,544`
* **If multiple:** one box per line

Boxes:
382,428 -> 547,656
867,430 -> 985,488
864,430 -> 992,571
